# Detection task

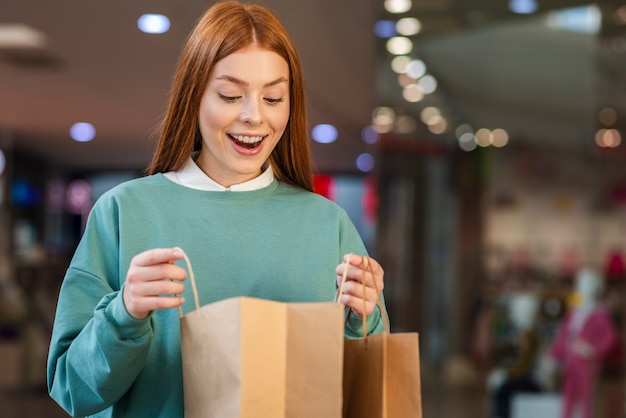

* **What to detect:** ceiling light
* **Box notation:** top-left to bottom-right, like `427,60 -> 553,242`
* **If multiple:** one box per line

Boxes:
599,107 -> 617,126
356,153 -> 375,172
0,23 -> 46,48
492,129 -> 510,147
391,55 -> 411,73
455,124 -> 474,139
138,14 -> 171,34
475,129 -> 492,147
402,84 -> 423,102
509,0 -> 538,15
374,20 -> 397,38
396,17 -> 421,36
547,5 -> 601,34
420,107 -> 440,124
459,133 -> 477,152
386,37 -> 413,55
311,124 -> 338,144
361,126 -> 379,144
384,0 -> 412,14
70,122 -> 96,143
427,116 -> 447,134
406,59 -> 426,79
596,129 -> 622,148
418,75 -> 437,94
372,107 -> 396,126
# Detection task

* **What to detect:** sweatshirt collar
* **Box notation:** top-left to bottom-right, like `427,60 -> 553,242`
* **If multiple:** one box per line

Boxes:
164,156 -> 275,191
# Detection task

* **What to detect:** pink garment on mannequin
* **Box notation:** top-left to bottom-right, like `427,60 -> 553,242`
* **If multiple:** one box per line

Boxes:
550,306 -> 618,418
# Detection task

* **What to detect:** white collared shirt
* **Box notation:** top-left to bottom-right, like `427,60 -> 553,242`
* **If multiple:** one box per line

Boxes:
163,156 -> 275,191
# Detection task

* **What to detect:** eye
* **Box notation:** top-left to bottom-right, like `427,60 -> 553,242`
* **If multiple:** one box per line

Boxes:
265,97 -> 285,105
218,93 -> 241,102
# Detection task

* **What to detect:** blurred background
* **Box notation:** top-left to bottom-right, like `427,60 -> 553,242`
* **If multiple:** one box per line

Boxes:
1,0 -> 626,416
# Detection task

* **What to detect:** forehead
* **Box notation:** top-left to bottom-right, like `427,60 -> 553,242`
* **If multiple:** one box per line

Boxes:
212,45 -> 289,83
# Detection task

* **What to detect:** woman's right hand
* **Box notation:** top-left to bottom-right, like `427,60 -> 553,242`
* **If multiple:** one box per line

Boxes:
122,248 -> 187,319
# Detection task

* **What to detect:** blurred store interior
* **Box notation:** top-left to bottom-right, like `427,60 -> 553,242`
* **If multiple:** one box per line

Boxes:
2,0 -> 626,417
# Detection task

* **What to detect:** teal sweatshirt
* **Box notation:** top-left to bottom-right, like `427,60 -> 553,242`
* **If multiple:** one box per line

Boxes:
47,174 -> 386,417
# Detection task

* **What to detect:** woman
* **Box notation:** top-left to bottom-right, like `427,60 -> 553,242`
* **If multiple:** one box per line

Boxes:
47,1 -> 387,416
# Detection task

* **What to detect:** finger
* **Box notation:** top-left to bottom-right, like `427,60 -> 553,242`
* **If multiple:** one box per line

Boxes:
124,295 -> 186,318
336,257 -> 384,292
131,247 -> 184,268
126,263 -> 187,285
125,278 -> 186,299
336,256 -> 365,282
340,294 -> 378,317
359,256 -> 385,292
339,280 -> 379,302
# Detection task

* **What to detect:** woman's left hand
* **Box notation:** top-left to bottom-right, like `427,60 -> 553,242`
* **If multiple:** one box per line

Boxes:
335,254 -> 384,317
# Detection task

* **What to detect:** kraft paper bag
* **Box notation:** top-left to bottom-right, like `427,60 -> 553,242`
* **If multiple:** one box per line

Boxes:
177,249 -> 345,418
338,257 -> 422,418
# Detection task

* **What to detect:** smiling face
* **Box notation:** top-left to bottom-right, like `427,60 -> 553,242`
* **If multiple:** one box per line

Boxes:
196,44 -> 290,187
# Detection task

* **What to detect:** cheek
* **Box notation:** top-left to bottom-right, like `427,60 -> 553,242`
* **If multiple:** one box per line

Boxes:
199,100 -> 228,134
272,107 -> 290,134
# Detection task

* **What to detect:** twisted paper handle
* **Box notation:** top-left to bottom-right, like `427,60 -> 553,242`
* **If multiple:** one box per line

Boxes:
335,254 -> 390,340
175,247 -> 200,318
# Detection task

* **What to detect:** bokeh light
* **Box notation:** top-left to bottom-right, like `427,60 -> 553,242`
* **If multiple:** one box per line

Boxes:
361,126 -> 380,144
138,14 -> 171,34
70,122 -> 96,142
384,0 -> 412,14
599,107 -> 617,126
356,153 -> 375,172
374,20 -> 397,38
396,17 -> 421,36
595,129 -> 622,147
311,124 -> 338,144
509,0 -> 538,14
386,37 -> 413,55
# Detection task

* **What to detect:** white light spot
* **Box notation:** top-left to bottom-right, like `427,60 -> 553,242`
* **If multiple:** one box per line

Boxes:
391,55 -> 411,74
312,124 -> 338,144
138,14 -> 171,34
402,84 -> 424,102
70,122 -> 96,143
418,74 -> 438,94
396,17 -> 421,36
384,0 -> 412,14
386,36 -> 413,55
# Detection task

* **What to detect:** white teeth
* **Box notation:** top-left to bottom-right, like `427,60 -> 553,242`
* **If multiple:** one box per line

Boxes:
232,134 -> 263,144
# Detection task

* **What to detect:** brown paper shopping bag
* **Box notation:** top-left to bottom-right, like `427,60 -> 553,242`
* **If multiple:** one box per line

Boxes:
338,257 -> 422,418
177,249 -> 345,418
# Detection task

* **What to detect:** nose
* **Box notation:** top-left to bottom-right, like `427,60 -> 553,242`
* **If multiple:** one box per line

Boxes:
240,97 -> 263,125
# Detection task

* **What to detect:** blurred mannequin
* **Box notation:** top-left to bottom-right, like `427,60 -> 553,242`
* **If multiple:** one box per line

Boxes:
549,267 -> 618,418
488,293 -> 542,418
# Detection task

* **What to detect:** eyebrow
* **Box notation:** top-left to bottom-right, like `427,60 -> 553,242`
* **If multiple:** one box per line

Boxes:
214,75 -> 288,88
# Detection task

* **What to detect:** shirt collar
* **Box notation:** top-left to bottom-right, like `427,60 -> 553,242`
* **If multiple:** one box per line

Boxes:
164,156 -> 275,191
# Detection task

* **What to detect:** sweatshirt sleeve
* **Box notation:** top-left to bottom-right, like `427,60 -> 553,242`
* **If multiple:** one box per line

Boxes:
46,194 -> 154,417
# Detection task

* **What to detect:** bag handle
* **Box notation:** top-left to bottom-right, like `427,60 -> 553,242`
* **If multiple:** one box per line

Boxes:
175,247 -> 200,318
334,254 -> 390,340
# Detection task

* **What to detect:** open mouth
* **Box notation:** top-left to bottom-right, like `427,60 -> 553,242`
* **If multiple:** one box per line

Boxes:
228,134 -> 265,150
